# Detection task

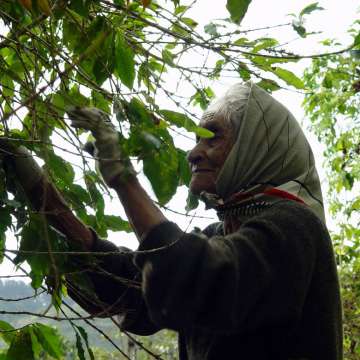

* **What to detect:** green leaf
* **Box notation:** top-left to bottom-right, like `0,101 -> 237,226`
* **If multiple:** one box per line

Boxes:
273,67 -> 305,89
28,328 -> 42,359
91,90 -> 111,114
300,2 -> 324,16
66,184 -> 92,208
162,49 -> 176,67
350,198 -> 360,212
14,214 -> 68,289
69,0 -> 92,17
226,0 -> 251,24
143,150 -> 179,205
160,110 -> 214,138
68,85 -> 90,107
292,19 -> 306,38
252,38 -> 278,53
114,31 -> 136,89
177,149 -> 191,186
0,321 -> 15,345
32,323 -> 64,359
171,22 -> 189,37
354,32 -> 360,47
256,79 -> 281,92
6,329 -> 34,360
76,326 -> 94,360
182,17 -> 198,28
75,332 -> 86,360
82,30 -> 110,60
141,131 -> 162,149
92,32 -> 114,86
45,151 -> 75,188
210,59 -> 225,79
0,208 -> 11,263
234,37 -> 254,46
127,98 -> 151,125
204,23 -> 219,37
194,127 -> 215,138
238,63 -> 251,81
322,73 -> 333,88
84,173 -> 105,216
113,0 -> 125,5
14,218 -> 48,274
344,173 -> 354,190
174,5 -> 188,15
103,215 -> 131,232
186,191 -> 199,211
51,92 -> 66,117
160,110 -> 192,128
190,87 -> 215,110
1,76 -> 14,98
251,55 -> 296,67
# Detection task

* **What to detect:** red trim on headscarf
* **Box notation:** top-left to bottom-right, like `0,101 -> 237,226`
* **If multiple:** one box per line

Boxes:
263,188 -> 305,204
221,186 -> 306,208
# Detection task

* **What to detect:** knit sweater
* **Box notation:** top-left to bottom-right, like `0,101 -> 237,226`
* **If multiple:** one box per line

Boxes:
68,200 -> 343,360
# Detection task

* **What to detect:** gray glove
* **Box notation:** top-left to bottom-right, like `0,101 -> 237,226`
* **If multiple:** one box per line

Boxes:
66,107 -> 135,187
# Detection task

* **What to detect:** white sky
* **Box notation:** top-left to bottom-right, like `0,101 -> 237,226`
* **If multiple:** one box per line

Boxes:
1,0 -> 359,278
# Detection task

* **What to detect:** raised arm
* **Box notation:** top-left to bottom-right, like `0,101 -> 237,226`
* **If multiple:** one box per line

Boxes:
0,140 -> 94,250
67,107 -> 167,241
0,139 -> 160,334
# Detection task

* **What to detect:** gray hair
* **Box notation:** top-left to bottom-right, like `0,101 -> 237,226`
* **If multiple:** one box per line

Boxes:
201,83 -> 251,134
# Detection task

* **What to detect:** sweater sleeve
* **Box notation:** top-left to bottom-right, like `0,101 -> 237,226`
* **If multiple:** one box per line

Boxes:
66,232 -> 160,335
134,201 -> 323,334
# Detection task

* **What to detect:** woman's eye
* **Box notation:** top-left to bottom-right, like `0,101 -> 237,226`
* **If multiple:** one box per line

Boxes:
206,136 -> 219,146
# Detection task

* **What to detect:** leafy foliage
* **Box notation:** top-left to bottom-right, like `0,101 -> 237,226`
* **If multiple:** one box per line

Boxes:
289,1 -> 324,38
303,22 -> 360,358
226,0 -> 252,24
0,320 -> 64,360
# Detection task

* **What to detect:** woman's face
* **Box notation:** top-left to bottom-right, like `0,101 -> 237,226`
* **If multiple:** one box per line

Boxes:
187,114 -> 234,195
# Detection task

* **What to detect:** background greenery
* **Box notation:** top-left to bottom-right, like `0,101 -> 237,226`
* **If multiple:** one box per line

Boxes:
0,0 -> 359,358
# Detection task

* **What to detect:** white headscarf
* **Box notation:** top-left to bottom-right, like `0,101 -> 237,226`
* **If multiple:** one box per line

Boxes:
202,82 -> 325,223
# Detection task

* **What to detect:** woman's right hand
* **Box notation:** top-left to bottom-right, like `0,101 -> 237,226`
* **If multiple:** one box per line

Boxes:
66,106 -> 135,188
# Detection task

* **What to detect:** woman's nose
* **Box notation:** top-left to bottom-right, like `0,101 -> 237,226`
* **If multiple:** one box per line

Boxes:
187,143 -> 204,165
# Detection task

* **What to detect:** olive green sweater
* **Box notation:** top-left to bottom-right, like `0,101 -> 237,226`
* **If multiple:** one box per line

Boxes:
69,201 -> 342,360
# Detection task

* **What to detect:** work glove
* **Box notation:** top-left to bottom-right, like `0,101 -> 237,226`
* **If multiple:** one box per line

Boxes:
66,107 -> 135,188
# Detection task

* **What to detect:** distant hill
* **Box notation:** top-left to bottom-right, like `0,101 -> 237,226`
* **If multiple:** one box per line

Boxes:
0,280 -> 177,358
0,279 -> 126,351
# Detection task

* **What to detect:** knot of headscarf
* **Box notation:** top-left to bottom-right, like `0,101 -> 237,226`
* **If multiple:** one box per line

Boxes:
200,82 -> 325,223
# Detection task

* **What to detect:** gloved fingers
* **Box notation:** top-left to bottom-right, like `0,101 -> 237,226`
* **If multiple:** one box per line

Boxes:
66,106 -> 114,132
67,106 -> 110,122
82,141 -> 96,156
68,118 -> 95,131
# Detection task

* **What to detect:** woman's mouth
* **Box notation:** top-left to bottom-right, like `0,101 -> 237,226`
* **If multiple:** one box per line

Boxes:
192,168 -> 214,173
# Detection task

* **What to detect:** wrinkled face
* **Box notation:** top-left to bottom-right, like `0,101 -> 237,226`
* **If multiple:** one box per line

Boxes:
187,113 -> 235,195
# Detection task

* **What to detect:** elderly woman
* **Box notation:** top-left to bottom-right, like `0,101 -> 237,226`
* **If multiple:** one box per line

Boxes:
4,82 -> 342,359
